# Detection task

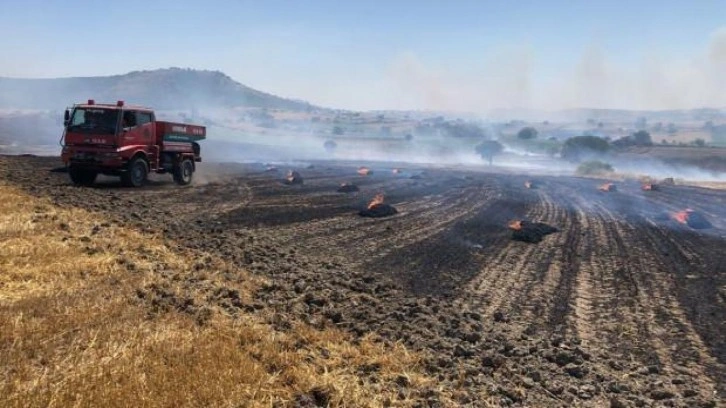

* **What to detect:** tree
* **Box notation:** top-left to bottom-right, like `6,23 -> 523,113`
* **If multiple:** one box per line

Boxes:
404,133 -> 414,142
441,121 -> 488,139
332,126 -> 344,135
666,123 -> 678,134
475,140 -> 504,165
632,130 -> 652,146
517,127 -> 538,140
561,136 -> 610,162
576,160 -> 614,176
693,138 -> 706,147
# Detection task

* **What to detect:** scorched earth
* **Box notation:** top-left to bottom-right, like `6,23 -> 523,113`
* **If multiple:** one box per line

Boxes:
2,155 -> 724,407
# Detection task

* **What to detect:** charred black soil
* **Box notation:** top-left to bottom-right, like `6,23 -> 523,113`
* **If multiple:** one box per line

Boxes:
2,155 -> 725,407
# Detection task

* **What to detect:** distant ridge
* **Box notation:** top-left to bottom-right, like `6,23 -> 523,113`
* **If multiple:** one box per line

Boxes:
0,67 -> 319,111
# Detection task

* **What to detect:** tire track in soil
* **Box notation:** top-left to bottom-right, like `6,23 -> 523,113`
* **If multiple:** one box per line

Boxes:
507,188 -> 577,336
578,187 -> 724,398
454,187 -> 565,328
632,222 -> 726,398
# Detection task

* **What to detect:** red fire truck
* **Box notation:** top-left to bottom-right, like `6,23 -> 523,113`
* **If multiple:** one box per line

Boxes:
60,100 -> 205,187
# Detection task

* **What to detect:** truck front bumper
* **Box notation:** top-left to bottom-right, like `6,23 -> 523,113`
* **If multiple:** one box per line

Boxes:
63,149 -> 124,168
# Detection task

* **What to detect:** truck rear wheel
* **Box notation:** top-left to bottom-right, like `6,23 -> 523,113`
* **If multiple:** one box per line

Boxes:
69,166 -> 97,186
173,159 -> 194,185
122,157 -> 148,187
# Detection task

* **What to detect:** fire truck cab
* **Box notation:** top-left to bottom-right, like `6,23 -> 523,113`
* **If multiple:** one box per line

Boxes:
60,100 -> 205,187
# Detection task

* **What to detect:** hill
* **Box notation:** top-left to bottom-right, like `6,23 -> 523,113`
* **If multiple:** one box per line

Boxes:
0,68 -> 318,111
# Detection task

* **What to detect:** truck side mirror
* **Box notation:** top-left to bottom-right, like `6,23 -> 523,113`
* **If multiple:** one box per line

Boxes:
63,109 -> 70,126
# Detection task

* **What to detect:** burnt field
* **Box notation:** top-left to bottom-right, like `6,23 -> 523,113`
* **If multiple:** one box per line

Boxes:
2,155 -> 725,407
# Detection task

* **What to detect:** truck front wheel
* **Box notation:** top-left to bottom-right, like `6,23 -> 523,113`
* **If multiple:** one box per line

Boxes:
122,157 -> 148,187
173,159 -> 194,185
69,166 -> 97,186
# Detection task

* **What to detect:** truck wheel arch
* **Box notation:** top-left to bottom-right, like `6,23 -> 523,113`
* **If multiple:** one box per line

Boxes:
128,151 -> 150,173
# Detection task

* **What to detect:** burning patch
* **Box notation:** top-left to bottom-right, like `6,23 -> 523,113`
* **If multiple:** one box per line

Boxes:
265,166 -> 278,173
392,168 -> 402,175
508,220 -> 558,243
641,182 -> 659,191
359,193 -> 398,218
357,167 -> 372,176
598,182 -> 617,192
671,209 -> 712,229
283,170 -> 303,185
337,182 -> 360,193
524,180 -> 538,189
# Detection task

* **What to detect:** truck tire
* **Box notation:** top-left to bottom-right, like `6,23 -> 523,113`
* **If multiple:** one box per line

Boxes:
122,157 -> 148,187
173,159 -> 194,185
69,166 -> 97,186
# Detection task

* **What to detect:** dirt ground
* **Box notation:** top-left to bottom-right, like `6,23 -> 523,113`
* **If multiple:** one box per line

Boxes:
2,155 -> 724,407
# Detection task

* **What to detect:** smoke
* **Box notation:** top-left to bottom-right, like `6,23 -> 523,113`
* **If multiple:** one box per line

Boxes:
385,47 -> 534,112
382,27 -> 726,113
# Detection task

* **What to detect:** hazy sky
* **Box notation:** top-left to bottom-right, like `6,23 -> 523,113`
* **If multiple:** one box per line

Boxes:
1,0 -> 725,111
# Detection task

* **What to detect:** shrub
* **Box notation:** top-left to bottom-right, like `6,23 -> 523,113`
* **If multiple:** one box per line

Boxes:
561,136 -> 610,162
576,160 -> 614,176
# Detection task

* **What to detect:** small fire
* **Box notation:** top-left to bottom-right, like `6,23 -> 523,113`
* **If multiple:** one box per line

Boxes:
598,182 -> 616,192
286,170 -> 295,182
358,167 -> 371,176
672,209 -> 693,225
508,220 -> 523,231
392,168 -> 401,174
642,183 -> 654,191
368,193 -> 385,209
524,181 -> 533,189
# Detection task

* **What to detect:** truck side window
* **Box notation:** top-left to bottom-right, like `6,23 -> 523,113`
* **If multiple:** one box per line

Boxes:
123,111 -> 137,128
137,112 -> 152,126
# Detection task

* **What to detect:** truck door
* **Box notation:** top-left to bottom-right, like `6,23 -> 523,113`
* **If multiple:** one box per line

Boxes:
135,111 -> 158,167
121,111 -> 154,145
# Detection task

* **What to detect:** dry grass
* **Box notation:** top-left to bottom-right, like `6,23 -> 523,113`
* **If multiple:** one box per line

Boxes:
0,184 -> 443,407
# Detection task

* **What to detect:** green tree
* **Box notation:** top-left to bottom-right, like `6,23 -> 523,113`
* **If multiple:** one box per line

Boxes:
517,127 -> 538,140
475,140 -> 504,165
561,136 -> 610,162
576,160 -> 614,176
632,130 -> 652,146
332,126 -> 344,135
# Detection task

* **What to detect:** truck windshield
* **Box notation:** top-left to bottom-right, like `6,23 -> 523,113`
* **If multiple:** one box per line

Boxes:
67,108 -> 119,135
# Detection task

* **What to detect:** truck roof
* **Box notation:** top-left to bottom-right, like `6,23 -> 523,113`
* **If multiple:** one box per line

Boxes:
74,102 -> 153,112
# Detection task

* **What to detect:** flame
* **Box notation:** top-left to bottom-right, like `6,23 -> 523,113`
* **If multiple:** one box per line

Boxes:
524,181 -> 532,189
358,167 -> 371,176
672,208 -> 693,225
508,220 -> 523,231
598,182 -> 615,192
642,183 -> 653,191
392,168 -> 401,174
286,170 -> 299,182
368,193 -> 385,209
